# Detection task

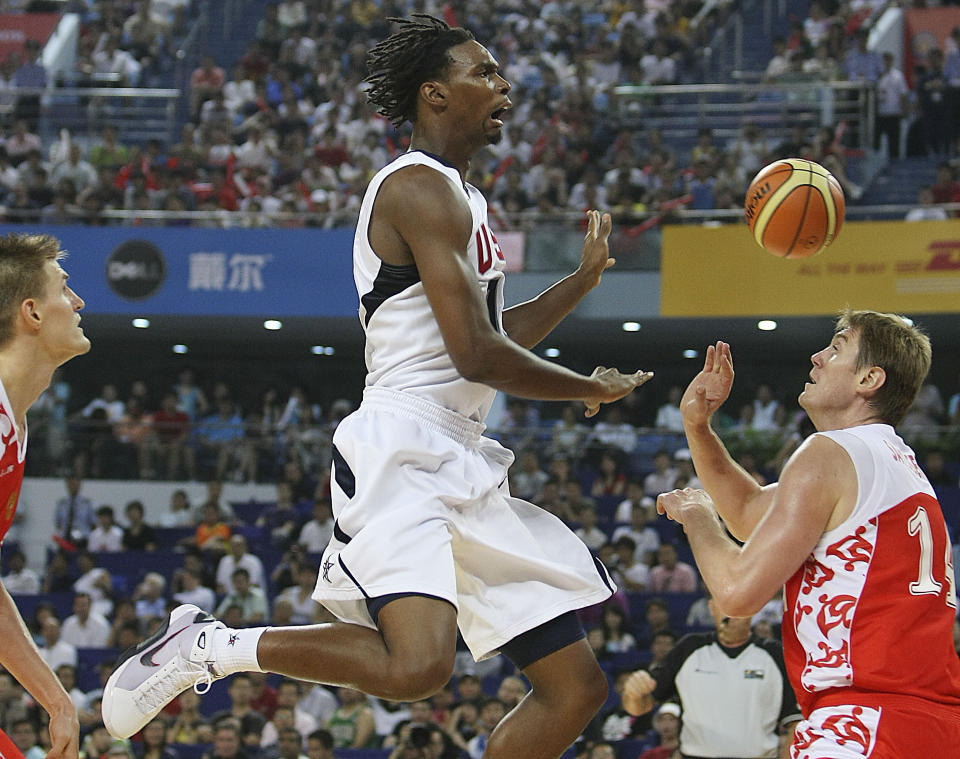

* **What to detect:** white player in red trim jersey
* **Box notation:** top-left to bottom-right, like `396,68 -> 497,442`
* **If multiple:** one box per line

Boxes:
624,309 -> 960,757
0,233 -> 90,759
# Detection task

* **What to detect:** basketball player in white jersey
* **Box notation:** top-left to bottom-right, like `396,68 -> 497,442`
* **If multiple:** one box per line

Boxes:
624,310 -> 960,757
102,16 -> 653,758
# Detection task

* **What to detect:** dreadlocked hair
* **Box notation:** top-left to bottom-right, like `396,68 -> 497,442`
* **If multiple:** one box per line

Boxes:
365,14 -> 475,129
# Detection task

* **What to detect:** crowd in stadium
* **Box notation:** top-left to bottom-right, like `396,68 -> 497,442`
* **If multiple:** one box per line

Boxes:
2,1 -> 960,759
1,0 -> 959,229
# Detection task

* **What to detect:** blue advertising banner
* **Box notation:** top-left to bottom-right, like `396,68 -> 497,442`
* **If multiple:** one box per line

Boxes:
0,225 -> 358,317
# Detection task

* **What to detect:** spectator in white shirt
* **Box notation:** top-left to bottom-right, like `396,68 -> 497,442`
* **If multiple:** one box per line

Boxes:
172,567 -> 216,612
79,384 -> 125,423
654,385 -> 684,431
643,450 -> 677,498
87,505 -> 124,553
216,534 -> 266,594
1,549 -> 40,594
574,504 -> 609,552
73,551 -> 114,617
590,405 -> 638,453
134,572 -> 169,621
298,499 -> 333,554
60,592 -> 111,648
612,500 -> 661,565
640,39 -> 676,85
39,617 -> 78,672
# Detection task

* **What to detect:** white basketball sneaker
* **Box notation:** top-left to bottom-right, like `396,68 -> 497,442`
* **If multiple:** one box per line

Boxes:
102,604 -> 226,738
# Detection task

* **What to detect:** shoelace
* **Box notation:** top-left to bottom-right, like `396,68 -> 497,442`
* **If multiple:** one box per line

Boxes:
135,660 -> 214,712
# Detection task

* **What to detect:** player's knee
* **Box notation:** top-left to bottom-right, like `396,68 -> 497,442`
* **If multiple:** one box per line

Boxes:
384,651 -> 454,700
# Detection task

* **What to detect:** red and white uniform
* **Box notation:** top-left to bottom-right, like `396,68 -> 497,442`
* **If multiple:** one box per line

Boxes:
0,377 -> 27,545
783,423 -> 960,758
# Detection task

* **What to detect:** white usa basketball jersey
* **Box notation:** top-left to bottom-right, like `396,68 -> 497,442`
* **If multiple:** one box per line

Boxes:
354,150 -> 506,422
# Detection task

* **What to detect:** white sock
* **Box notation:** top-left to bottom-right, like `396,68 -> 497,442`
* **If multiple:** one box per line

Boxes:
211,626 -> 268,676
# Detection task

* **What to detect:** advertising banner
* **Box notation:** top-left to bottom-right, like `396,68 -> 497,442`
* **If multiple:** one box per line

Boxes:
661,219 -> 960,317
0,13 -> 59,63
0,225 -> 359,317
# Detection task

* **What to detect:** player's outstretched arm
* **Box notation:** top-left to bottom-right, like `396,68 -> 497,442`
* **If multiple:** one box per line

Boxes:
501,210 -> 614,349
681,342 -> 774,540
657,435 -> 847,616
382,170 -> 653,409
0,581 -> 79,759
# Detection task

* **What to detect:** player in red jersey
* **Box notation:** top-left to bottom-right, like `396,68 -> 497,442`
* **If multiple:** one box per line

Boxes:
0,232 -> 90,759
624,309 -> 960,757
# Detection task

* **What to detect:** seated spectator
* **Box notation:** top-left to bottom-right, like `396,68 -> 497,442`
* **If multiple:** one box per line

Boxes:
3,120 -> 42,167
649,543 -> 698,593
611,536 -> 651,591
671,449 -> 702,490
61,591 -> 111,648
575,504 -> 609,552
170,559 -> 215,609
298,498 -> 333,553
216,567 -> 268,624
643,450 -> 677,498
167,689 -> 212,745
602,603 -> 637,655
325,687 -> 378,750
275,565 -> 324,625
637,702 -> 682,759
149,391 -> 192,480
73,551 -> 114,617
88,505 -> 124,553
465,698 -> 507,759
2,548 -> 40,594
510,450 -> 549,502
256,482 -> 303,550
654,386 -> 684,431
53,474 -> 95,550
7,717 -> 46,759
217,534 -> 266,593
261,680 -> 317,749
905,186 -> 949,221
139,716 -> 180,759
611,498 -> 660,565
550,404 -> 588,460
591,449 -> 627,498
194,501 -> 232,554
121,500 -> 156,551
134,572 -> 169,621
590,405 -> 637,454
190,54 -> 226,118
202,720 -> 250,759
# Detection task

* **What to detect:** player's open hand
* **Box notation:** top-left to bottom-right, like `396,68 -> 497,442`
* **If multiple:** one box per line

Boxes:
656,487 -> 717,526
576,210 -> 615,288
622,670 -> 657,716
584,366 -> 654,418
680,341 -> 734,428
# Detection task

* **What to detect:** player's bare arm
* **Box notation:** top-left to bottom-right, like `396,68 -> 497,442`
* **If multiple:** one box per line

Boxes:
376,168 -> 652,408
658,434 -> 853,616
501,210 -> 615,349
681,341 -> 776,539
0,582 -> 79,759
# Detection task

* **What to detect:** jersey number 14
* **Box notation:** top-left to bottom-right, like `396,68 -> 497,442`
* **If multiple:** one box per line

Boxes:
908,504 -> 958,609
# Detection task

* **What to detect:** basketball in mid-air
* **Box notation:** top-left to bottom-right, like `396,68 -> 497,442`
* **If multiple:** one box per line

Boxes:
743,158 -> 845,259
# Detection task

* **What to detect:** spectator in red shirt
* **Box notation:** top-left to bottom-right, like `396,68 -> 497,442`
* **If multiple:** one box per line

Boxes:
151,391 -> 192,480
189,54 -> 226,118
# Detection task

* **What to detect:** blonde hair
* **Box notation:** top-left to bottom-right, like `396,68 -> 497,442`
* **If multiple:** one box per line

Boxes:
0,233 -> 63,348
836,308 -> 931,426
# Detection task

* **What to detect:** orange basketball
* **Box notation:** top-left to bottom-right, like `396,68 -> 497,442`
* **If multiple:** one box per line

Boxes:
744,158 -> 845,259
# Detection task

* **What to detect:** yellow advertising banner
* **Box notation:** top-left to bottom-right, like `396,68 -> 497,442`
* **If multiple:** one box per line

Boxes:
661,219 -> 960,316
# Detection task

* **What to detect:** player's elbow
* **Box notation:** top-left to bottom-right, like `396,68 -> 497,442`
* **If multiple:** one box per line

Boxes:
450,337 -> 502,384
712,583 -> 765,618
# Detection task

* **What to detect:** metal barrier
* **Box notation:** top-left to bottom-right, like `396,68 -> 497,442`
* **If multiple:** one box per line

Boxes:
0,85 -> 181,146
613,81 -> 876,151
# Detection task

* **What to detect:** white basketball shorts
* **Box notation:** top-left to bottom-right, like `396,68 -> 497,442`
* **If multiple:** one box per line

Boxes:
312,386 -> 615,661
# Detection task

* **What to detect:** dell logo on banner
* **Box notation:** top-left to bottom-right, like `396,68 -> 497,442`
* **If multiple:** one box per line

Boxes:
105,240 -> 166,300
